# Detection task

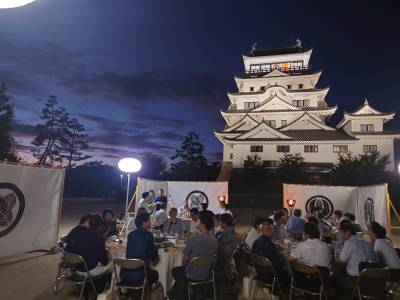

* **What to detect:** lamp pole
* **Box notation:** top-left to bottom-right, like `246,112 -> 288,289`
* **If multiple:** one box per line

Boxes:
118,157 -> 142,215
125,174 -> 130,213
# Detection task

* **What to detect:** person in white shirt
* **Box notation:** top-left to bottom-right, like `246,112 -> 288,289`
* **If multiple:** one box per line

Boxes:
369,222 -> 400,269
288,222 -> 331,269
154,203 -> 168,229
138,192 -> 157,214
218,200 -> 227,214
334,220 -> 376,298
245,217 -> 265,249
189,207 -> 200,234
178,199 -> 190,219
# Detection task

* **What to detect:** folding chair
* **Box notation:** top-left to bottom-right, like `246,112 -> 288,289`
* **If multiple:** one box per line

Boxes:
186,255 -> 217,300
58,252 -> 99,300
289,260 -> 328,300
351,267 -> 391,300
113,258 -> 149,300
388,268 -> 400,300
249,253 -> 285,300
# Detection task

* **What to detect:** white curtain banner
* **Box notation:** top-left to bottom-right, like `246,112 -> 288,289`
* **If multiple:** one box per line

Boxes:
356,184 -> 387,230
0,163 -> 65,258
283,183 -> 388,230
167,181 -> 228,214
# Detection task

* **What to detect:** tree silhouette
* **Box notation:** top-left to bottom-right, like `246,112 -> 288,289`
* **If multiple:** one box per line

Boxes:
0,82 -> 17,161
170,131 -> 207,180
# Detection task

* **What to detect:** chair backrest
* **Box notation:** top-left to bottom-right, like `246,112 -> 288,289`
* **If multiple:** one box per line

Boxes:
63,251 -> 90,273
290,260 -> 324,293
188,255 -> 217,269
389,268 -> 400,283
359,261 -> 384,273
395,248 -> 400,259
251,253 -> 273,268
113,258 -> 146,270
358,267 -> 391,298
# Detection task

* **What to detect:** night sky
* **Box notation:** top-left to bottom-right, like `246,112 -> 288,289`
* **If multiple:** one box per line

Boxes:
0,0 -> 399,165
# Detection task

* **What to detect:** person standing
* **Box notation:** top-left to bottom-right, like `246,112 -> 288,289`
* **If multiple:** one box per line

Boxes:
155,188 -> 168,211
139,192 -> 156,214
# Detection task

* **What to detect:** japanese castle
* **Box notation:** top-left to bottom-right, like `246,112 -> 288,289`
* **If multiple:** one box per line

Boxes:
215,41 -> 399,172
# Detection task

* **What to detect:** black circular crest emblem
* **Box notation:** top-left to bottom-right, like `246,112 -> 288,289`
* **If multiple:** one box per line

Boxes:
305,195 -> 334,220
186,190 -> 208,210
0,183 -> 25,238
364,198 -> 375,226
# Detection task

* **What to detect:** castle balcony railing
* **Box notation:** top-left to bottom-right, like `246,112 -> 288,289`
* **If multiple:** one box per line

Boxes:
245,65 -> 311,76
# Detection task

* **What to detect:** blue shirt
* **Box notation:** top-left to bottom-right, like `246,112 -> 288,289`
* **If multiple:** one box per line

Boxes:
252,235 -> 287,280
340,235 -> 375,276
121,227 -> 159,281
286,217 -> 305,238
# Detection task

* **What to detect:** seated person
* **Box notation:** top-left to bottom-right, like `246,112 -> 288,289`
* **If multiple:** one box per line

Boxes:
90,214 -> 107,238
163,208 -> 184,235
288,222 -> 331,269
189,208 -> 200,234
214,214 -> 222,237
273,210 -> 288,241
252,222 -> 289,285
369,222 -> 400,268
330,210 -> 344,227
126,207 -> 147,236
216,213 -> 238,270
286,209 -> 306,240
344,213 -> 363,232
102,208 -> 117,238
334,220 -> 376,296
153,202 -> 168,229
168,212 -> 218,299
245,217 -> 266,250
65,214 -> 111,276
121,213 -> 159,286
178,199 -> 190,219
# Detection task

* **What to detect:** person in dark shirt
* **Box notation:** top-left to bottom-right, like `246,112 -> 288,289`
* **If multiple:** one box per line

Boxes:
90,214 -> 107,237
121,212 -> 159,285
252,222 -> 289,286
102,208 -> 117,238
65,214 -> 111,276
216,213 -> 237,271
155,188 -> 168,211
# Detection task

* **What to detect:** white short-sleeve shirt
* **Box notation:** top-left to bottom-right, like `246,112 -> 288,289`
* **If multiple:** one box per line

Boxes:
374,239 -> 400,269
245,228 -> 261,250
290,238 -> 331,268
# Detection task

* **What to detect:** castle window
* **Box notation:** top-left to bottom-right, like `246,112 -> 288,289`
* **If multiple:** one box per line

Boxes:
333,145 -> 348,153
360,124 -> 374,132
281,120 -> 287,127
244,102 -> 258,109
363,145 -> 377,153
260,86 -> 266,91
250,87 -> 254,92
266,120 -> 276,128
277,145 -> 290,153
250,145 -> 263,152
292,100 -> 310,107
304,145 -> 318,153
298,84 -> 304,89
229,153 -> 233,160
287,85 -> 292,90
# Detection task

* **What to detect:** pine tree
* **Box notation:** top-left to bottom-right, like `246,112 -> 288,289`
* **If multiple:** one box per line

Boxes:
170,131 -> 207,180
62,118 -> 91,169
0,82 -> 18,161
32,95 -> 70,165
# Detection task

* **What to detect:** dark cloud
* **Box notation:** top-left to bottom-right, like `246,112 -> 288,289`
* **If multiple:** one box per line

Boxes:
12,122 -> 36,138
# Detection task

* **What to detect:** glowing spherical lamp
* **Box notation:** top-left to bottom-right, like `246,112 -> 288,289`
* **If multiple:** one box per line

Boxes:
118,157 -> 142,173
0,0 -> 37,9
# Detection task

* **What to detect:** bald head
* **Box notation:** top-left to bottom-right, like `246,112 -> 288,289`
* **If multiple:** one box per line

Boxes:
260,222 -> 273,238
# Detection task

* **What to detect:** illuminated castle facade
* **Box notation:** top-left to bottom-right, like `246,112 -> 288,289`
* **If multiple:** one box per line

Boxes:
215,42 -> 399,171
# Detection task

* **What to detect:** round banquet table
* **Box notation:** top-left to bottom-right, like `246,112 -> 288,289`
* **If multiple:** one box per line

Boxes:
109,241 -> 184,293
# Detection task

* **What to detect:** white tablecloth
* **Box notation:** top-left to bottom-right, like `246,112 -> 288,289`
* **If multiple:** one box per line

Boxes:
154,250 -> 184,292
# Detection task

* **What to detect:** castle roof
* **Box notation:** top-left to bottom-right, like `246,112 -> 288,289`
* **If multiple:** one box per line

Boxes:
248,45 -> 309,57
